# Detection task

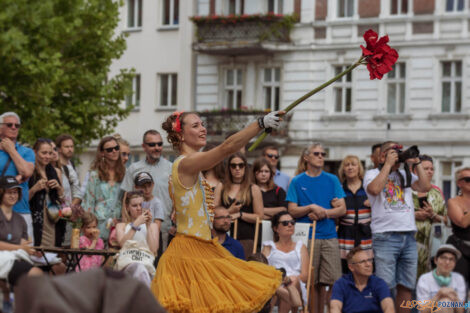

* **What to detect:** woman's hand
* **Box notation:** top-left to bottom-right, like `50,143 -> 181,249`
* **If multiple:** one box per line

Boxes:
47,179 -> 61,190
133,213 -> 147,227
231,212 -> 241,220
228,201 -> 242,214
415,210 -> 430,221
31,178 -> 47,193
144,210 -> 153,226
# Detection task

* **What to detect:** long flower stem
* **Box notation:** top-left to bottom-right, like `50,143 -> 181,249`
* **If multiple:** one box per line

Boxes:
248,56 -> 364,151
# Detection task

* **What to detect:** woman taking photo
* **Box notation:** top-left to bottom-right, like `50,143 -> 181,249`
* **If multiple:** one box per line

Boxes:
214,152 -> 264,258
29,138 -> 66,247
261,211 -> 308,313
337,155 -> 372,273
83,136 -> 125,241
253,157 -> 287,220
151,110 -> 283,313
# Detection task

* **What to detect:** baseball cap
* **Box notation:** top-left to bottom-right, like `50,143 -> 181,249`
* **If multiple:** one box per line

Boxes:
134,172 -> 154,186
0,176 -> 21,190
436,244 -> 461,260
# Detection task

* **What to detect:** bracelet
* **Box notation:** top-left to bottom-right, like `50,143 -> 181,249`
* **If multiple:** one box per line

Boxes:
239,211 -> 243,220
130,222 -> 141,232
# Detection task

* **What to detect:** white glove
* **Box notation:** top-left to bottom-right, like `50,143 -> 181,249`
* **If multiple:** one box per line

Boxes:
258,111 -> 282,130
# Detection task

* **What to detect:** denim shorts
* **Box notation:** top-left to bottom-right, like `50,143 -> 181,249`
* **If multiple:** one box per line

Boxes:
372,231 -> 417,290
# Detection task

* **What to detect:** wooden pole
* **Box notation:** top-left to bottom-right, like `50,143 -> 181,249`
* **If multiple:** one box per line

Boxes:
233,218 -> 238,240
304,221 -> 317,313
252,216 -> 260,255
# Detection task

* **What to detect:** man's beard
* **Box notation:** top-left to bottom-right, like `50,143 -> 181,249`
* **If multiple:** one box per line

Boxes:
213,225 -> 230,234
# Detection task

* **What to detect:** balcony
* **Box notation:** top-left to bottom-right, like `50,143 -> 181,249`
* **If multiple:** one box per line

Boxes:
198,109 -> 292,146
191,14 -> 296,56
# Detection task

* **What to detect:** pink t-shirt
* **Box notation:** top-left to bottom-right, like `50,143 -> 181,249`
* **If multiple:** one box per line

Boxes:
76,236 -> 105,271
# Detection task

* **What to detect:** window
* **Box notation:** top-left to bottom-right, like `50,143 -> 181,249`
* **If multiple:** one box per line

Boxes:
263,68 -> 281,111
127,0 -> 142,28
445,0 -> 464,12
163,0 -> 179,26
268,0 -> 283,14
387,63 -> 406,114
390,0 -> 408,15
337,0 -> 355,17
441,61 -> 462,113
159,74 -> 177,107
333,66 -> 352,113
227,0 -> 244,15
126,74 -> 141,108
441,161 -> 462,201
225,69 -> 243,109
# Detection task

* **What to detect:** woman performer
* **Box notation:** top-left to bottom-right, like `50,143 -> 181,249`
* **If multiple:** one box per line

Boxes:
151,111 -> 283,313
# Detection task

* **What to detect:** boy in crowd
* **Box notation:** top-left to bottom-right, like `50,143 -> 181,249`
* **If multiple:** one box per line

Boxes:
134,172 -> 164,229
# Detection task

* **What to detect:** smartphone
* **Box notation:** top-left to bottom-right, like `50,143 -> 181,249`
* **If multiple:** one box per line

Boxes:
418,196 -> 427,208
434,225 -> 442,238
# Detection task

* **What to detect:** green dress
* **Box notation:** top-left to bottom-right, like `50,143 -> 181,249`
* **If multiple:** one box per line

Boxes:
412,186 -> 446,277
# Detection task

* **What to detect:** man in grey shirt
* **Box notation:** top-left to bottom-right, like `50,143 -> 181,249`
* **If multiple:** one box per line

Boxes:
121,130 -> 172,250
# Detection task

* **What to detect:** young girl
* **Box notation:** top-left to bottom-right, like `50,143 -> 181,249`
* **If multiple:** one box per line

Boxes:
77,212 -> 104,271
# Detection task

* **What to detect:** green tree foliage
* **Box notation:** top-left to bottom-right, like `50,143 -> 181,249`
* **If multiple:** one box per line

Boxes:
0,0 -> 134,147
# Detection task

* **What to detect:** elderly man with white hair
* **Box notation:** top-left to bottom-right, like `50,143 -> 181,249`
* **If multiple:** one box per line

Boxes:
0,112 -> 35,239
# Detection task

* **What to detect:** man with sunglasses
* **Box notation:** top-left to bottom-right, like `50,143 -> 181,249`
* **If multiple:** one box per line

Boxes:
121,129 -> 173,251
330,246 -> 394,313
364,141 -> 431,312
0,112 -> 35,239
263,145 -> 290,192
286,142 -> 346,313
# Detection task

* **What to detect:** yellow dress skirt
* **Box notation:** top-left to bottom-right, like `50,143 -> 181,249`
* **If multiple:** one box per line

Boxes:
151,233 -> 282,313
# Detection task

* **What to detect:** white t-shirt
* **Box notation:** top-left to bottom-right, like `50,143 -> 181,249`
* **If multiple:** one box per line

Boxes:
142,197 -> 165,222
363,168 -> 418,233
416,271 -> 466,302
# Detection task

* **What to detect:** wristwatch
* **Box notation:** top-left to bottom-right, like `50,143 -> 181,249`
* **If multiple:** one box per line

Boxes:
239,211 -> 243,220
130,222 -> 141,232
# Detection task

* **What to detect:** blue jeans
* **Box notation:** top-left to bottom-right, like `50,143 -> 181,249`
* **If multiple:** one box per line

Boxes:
372,231 -> 417,290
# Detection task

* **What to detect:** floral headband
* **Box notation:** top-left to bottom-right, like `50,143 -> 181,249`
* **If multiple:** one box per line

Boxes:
171,111 -> 184,133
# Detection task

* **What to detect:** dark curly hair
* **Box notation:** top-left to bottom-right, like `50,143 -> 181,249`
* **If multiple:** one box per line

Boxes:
162,112 -> 200,151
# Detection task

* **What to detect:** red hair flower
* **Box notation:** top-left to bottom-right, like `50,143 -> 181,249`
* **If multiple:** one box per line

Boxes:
360,29 -> 399,80
171,111 -> 184,133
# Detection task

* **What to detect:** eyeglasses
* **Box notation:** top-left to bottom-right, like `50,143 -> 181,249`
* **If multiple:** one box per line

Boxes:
280,220 -> 296,226
311,152 -> 327,157
214,215 -> 232,220
1,123 -> 21,129
351,258 -> 374,265
104,145 -> 120,153
230,163 -> 245,169
459,177 -> 470,183
266,153 -> 279,160
145,142 -> 163,147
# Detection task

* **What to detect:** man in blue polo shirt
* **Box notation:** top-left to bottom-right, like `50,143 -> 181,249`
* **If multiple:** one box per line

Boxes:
212,207 -> 245,260
331,246 -> 394,313
0,112 -> 35,239
287,142 -> 346,313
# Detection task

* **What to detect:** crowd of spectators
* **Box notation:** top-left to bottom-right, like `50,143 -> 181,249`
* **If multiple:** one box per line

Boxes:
1,110 -> 469,313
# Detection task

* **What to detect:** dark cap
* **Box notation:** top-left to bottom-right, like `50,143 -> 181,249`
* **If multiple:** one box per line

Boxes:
134,172 -> 154,186
0,176 -> 21,189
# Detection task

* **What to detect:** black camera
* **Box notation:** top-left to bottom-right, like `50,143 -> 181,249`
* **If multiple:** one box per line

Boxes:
390,145 -> 420,163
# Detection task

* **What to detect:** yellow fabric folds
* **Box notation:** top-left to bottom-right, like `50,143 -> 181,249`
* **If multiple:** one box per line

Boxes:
151,234 -> 282,313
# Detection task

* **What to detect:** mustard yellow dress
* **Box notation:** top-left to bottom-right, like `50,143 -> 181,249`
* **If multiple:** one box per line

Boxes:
151,156 -> 282,313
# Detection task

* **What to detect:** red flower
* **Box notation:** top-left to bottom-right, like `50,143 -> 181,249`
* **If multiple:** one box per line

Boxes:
360,29 -> 399,80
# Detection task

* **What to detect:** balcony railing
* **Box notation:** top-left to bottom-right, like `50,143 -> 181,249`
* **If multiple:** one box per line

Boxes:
198,109 -> 292,145
191,14 -> 296,55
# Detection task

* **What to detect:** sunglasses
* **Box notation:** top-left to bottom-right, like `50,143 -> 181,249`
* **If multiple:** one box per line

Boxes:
104,145 -> 120,153
280,220 -> 296,226
145,142 -> 163,147
266,153 -> 279,160
2,123 -> 21,129
311,152 -> 327,157
459,177 -> 470,183
230,163 -> 245,169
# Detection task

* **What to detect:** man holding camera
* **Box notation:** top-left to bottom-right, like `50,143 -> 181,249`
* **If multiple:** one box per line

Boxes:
364,141 -> 431,313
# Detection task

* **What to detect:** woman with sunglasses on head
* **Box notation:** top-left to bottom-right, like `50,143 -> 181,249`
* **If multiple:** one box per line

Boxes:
411,155 -> 447,277
214,152 -> 264,258
446,167 -> 470,284
336,155 -> 372,274
151,110 -> 283,313
83,136 -> 125,241
253,157 -> 287,220
261,211 -> 308,313
29,138 -> 67,247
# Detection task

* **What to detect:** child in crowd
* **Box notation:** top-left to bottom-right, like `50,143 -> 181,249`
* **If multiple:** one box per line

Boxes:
77,212 -> 104,271
133,172 -> 165,228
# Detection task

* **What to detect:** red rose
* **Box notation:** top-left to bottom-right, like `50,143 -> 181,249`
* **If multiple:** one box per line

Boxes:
360,29 -> 399,80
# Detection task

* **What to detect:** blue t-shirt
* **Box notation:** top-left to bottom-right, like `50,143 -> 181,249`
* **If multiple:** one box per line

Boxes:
222,235 -> 246,260
331,273 -> 391,313
0,143 -> 35,214
286,171 -> 345,239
